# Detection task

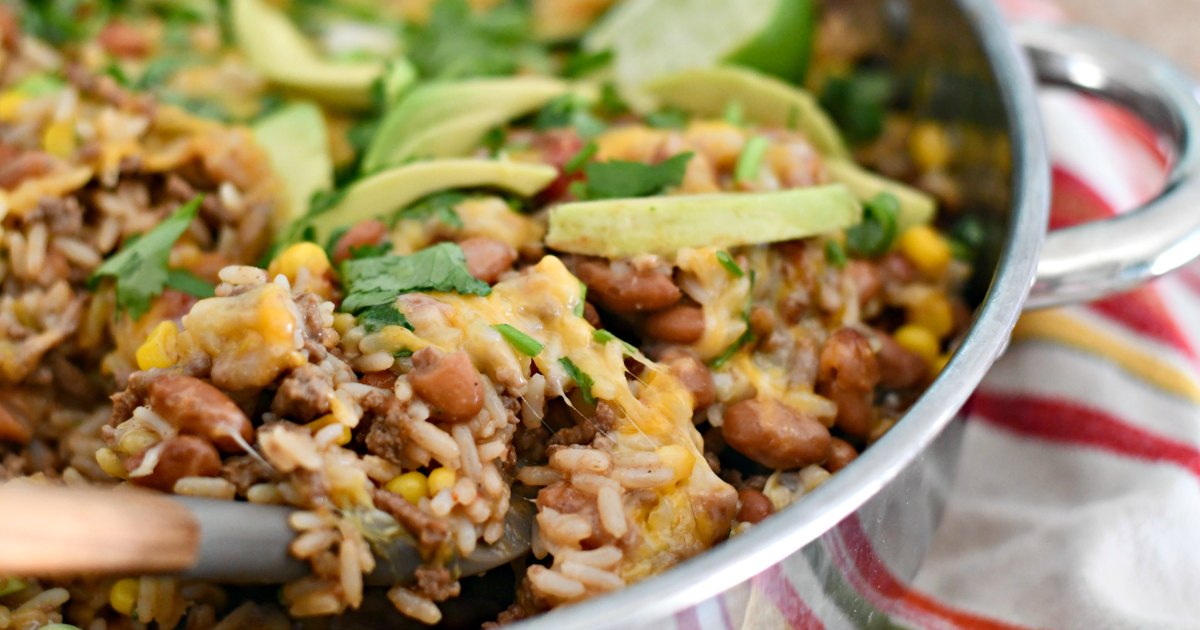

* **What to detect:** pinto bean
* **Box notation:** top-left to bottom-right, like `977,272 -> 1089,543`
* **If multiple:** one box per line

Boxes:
409,348 -> 484,423
576,259 -> 681,313
721,398 -> 831,469
826,438 -> 858,473
817,328 -> 880,440
129,435 -> 221,492
875,331 -> 928,390
736,488 -> 775,524
660,348 -> 715,410
844,260 -> 882,307
748,306 -> 777,339
459,237 -> 517,284
582,302 -> 602,328
98,21 -> 151,58
331,220 -> 388,264
0,404 -> 30,445
643,305 -> 705,344
146,375 -> 253,453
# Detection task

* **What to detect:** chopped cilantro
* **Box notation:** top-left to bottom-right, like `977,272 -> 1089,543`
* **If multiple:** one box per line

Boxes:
592,329 -> 636,355
340,243 -> 491,313
395,192 -> 465,230
645,108 -> 689,129
358,304 -> 411,333
405,0 -> 547,79
845,192 -> 900,257
558,356 -> 595,405
493,324 -> 544,356
534,94 -> 606,139
734,136 -> 769,184
309,189 -> 348,217
716,250 -> 744,277
819,71 -> 892,143
564,141 -> 597,175
481,127 -> 507,156
563,49 -> 613,78
581,152 -> 693,200
349,241 -> 392,260
89,196 -> 203,320
824,240 -> 848,268
164,269 -> 215,298
596,83 -> 629,117
135,57 -> 190,90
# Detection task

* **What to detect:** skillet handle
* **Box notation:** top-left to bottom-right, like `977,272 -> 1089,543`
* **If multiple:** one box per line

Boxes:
1015,23 -> 1200,309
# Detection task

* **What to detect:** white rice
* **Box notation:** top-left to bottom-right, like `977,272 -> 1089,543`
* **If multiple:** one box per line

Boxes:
173,476 -> 236,500
386,586 -> 442,625
527,565 -> 585,600
596,487 -> 628,538
559,561 -> 624,590
406,420 -> 460,466
550,448 -> 610,474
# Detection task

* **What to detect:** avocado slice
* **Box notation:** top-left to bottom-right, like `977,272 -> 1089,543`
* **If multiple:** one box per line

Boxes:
545,184 -> 861,258
309,159 -> 559,242
825,159 -> 935,231
233,0 -> 384,110
643,65 -> 848,158
361,77 -> 571,173
253,102 -> 333,227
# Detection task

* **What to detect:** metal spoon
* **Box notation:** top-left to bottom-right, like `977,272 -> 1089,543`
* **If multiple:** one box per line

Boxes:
0,484 -> 533,584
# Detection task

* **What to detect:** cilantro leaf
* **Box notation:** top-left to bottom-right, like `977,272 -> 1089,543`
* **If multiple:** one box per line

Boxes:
582,152 -> 693,200
824,240 -> 848,268
358,304 -> 411,333
558,357 -> 595,405
845,192 -> 900,257
349,242 -> 392,260
340,243 -> 491,313
493,324 -> 544,356
90,196 -> 203,320
406,0 -> 547,79
395,192 -> 465,230
564,141 -> 597,175
534,94 -> 606,139
164,269 -> 215,298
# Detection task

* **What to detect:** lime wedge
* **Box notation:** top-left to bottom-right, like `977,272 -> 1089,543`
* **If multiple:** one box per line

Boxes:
584,0 -> 813,100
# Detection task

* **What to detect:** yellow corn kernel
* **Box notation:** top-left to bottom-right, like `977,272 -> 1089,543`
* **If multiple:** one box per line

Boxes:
385,471 -> 429,505
136,321 -> 179,370
656,444 -> 695,482
899,225 -> 952,278
427,467 -> 456,497
268,242 -> 332,285
0,92 -> 24,121
109,578 -> 139,615
907,293 -> 954,339
305,414 -> 351,446
42,120 -> 76,158
893,325 -> 940,364
909,121 -> 952,171
332,312 -> 358,336
95,447 -> 127,479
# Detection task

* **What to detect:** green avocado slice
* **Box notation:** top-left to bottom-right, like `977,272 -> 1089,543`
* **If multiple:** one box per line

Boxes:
361,77 -> 570,173
252,102 -> 333,227
545,184 -> 861,258
233,0 -> 383,110
309,159 -> 559,242
824,159 -> 936,231
643,65 -> 848,158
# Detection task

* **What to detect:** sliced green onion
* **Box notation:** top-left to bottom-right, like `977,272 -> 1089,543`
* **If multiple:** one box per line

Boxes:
723,100 -> 745,126
573,282 -> 587,317
734,136 -> 769,184
493,324 -> 544,356
824,240 -> 848,268
558,356 -> 596,405
564,141 -> 598,175
593,329 -> 637,355
715,250 -> 744,277
708,328 -> 755,369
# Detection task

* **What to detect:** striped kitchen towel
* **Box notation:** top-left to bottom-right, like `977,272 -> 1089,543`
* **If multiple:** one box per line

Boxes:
669,1 -> 1200,628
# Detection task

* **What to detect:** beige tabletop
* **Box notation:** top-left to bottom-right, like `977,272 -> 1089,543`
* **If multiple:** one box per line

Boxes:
1055,0 -> 1200,75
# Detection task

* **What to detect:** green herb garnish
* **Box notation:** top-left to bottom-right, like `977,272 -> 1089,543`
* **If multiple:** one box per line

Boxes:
564,141 -> 598,175
734,136 -> 769,184
563,49 -> 613,78
406,0 -> 547,79
394,192 -> 465,230
349,242 -> 393,260
645,108 -> 689,129
708,328 -> 754,369
493,324 -> 544,356
819,71 -> 892,143
824,240 -> 848,268
845,192 -> 900,258
581,152 -> 693,200
89,196 -> 203,320
164,269 -> 215,298
359,304 -> 411,333
716,250 -> 744,277
723,100 -> 745,126
534,94 -> 606,139
558,356 -> 595,405
573,282 -> 587,317
0,577 -> 27,597
593,329 -> 636,355
340,243 -> 491,313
